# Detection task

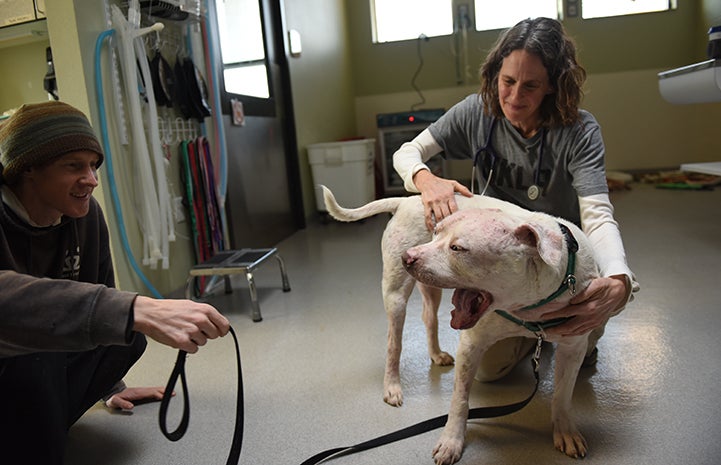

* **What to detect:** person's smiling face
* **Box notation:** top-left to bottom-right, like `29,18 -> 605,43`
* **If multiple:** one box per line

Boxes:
22,151 -> 100,225
498,49 -> 554,138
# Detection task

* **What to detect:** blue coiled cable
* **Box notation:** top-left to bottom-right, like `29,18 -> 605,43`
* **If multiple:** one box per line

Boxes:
94,29 -> 162,298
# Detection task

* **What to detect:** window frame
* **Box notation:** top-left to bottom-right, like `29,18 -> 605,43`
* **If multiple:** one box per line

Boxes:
369,0 -> 678,45
370,0 -> 454,44
211,0 -> 276,117
580,0 -> 677,20
473,0 -> 559,32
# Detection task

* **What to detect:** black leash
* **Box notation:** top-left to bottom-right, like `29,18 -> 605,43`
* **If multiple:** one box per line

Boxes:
300,335 -> 544,465
158,328 -> 543,465
159,326 -> 244,465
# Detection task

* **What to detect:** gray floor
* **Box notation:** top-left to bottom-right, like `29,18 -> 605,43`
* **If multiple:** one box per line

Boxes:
65,183 -> 721,465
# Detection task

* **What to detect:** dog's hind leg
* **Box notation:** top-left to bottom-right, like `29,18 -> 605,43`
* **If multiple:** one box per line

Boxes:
381,272 -> 416,407
418,283 -> 454,366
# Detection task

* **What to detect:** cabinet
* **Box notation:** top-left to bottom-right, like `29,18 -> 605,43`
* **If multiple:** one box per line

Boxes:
0,0 -> 45,28
0,1 -> 47,50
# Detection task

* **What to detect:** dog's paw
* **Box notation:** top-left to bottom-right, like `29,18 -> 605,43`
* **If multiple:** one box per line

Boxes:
431,351 -> 455,366
383,384 -> 403,407
432,437 -> 463,465
553,427 -> 588,459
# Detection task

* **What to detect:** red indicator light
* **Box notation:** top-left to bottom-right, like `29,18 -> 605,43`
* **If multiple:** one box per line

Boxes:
408,116 -> 415,122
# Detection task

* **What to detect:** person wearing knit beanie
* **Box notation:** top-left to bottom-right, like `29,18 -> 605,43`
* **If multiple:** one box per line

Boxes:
0,100 -> 230,463
0,101 -> 104,186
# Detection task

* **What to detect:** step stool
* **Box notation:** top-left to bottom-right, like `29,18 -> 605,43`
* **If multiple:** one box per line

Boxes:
185,248 -> 291,322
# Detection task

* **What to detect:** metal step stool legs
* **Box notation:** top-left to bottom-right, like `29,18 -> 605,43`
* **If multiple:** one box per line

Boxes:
275,254 -> 291,293
186,248 -> 291,322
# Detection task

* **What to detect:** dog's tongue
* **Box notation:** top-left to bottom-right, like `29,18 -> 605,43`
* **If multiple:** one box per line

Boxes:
450,289 -> 492,330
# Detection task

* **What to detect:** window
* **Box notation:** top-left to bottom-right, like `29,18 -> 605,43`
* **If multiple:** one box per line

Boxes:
216,0 -> 270,99
370,0 -> 677,45
370,0 -> 557,43
581,0 -> 676,20
474,0 -> 558,32
371,0 -> 453,43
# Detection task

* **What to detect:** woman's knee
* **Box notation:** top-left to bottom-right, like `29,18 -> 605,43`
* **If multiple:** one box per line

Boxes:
474,337 -> 536,382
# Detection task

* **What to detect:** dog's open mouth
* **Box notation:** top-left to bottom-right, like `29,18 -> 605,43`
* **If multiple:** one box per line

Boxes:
450,289 -> 492,330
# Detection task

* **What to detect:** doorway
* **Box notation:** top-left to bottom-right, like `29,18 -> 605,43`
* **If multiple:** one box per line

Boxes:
208,0 -> 304,248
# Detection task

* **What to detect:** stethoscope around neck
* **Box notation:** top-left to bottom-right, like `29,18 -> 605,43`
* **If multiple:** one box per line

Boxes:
471,117 -> 546,201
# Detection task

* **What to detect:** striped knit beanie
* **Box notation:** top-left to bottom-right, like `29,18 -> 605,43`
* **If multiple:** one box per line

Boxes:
0,101 -> 104,185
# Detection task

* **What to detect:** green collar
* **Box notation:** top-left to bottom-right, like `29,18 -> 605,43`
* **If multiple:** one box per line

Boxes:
493,310 -> 570,333
494,223 -> 579,333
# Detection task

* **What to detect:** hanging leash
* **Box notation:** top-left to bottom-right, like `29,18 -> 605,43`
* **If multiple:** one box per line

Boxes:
159,326 -> 244,465
300,334 -> 545,465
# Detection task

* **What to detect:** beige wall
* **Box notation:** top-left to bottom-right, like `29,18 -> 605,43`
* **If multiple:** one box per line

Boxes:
0,40 -> 49,110
283,0 -> 358,220
585,69 -> 721,170
354,67 -> 721,175
346,1 -> 705,96
349,1 -> 721,173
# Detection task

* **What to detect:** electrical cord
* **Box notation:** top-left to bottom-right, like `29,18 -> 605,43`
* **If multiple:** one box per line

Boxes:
410,33 -> 429,111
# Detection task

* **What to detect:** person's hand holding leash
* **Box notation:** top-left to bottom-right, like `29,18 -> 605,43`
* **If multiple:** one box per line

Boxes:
132,296 -> 230,354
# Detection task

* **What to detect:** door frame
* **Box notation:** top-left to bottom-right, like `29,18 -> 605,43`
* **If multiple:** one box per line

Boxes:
207,0 -> 305,229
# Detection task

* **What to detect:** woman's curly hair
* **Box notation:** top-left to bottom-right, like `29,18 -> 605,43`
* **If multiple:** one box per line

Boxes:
479,17 -> 586,128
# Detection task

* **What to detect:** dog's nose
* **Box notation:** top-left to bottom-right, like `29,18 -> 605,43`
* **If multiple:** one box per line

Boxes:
401,250 -> 417,269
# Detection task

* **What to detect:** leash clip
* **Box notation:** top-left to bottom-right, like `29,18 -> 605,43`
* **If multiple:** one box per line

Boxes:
532,334 -> 544,373
565,274 -> 577,295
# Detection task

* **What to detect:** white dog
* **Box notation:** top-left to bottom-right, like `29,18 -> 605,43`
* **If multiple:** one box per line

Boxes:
403,207 -> 599,463
321,186 -> 600,462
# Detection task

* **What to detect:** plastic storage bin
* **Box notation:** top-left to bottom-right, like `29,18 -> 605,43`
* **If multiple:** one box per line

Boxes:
308,139 -> 376,212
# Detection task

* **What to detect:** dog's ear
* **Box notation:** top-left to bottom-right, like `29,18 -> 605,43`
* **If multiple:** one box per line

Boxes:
514,222 -> 563,267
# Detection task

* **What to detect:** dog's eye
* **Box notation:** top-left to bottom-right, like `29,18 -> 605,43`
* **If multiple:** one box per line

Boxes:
450,244 -> 466,252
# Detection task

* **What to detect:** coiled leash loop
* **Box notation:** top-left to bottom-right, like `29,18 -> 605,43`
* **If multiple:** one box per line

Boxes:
300,334 -> 544,465
159,326 -> 244,465
158,349 -> 190,442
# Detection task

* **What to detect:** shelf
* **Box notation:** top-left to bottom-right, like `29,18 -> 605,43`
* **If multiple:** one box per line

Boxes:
658,59 -> 721,105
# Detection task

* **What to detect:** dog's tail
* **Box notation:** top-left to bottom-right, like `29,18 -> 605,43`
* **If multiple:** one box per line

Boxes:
320,185 -> 404,222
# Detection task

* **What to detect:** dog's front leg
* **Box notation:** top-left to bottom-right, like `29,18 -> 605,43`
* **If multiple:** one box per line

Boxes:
432,332 -> 486,465
382,273 -> 415,407
383,307 -> 405,406
551,335 -> 588,458
418,283 -> 454,366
